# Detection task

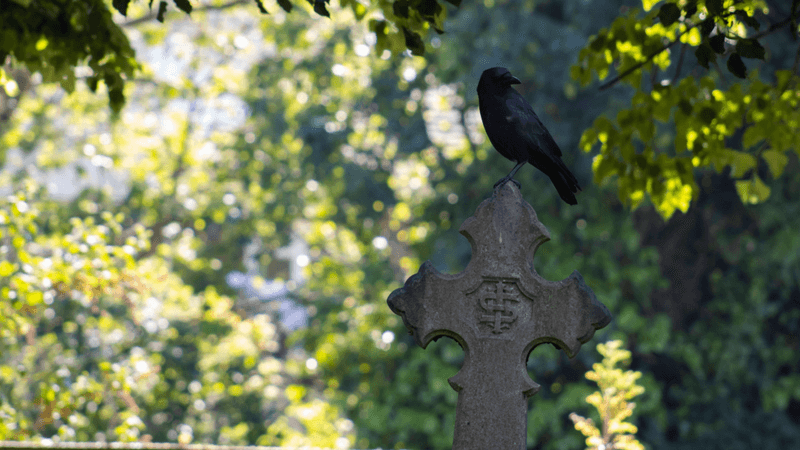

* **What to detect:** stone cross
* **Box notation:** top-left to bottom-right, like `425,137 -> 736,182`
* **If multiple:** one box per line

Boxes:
387,182 -> 611,450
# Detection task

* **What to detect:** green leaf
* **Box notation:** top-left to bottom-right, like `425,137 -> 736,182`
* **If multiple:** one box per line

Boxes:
87,75 -> 99,91
255,0 -> 270,13
706,0 -> 723,16
432,2 -> 446,33
776,70 -> 794,87
694,42 -> 715,68
735,11 -> 760,30
60,72 -> 76,93
109,85 -> 125,114
418,0 -> 441,19
313,0 -> 330,17
589,34 -> 607,51
742,126 -> 764,149
730,151 -> 756,178
698,106 -> 716,124
736,39 -> 765,59
762,150 -> 789,178
402,27 -> 425,56
370,19 -> 389,52
173,0 -> 192,14
709,34 -> 725,54
157,1 -> 168,22
699,17 -> 715,36
0,261 -> 15,277
593,154 -> 619,183
684,0 -> 697,17
651,97 -> 672,123
727,53 -> 747,78
678,99 -> 693,116
274,0 -> 290,12
393,0 -> 410,18
735,175 -> 770,204
658,3 -> 681,27
113,0 -> 131,16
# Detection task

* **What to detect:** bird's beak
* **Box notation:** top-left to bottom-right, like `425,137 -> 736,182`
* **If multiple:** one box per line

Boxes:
504,73 -> 521,85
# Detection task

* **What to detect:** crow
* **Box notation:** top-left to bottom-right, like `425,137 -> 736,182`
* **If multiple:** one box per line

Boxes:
477,67 -> 581,205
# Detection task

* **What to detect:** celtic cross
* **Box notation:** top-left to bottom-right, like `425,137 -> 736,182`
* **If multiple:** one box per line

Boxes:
387,182 -> 611,450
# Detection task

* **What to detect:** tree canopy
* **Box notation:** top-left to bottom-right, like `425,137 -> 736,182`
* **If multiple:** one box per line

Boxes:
0,0 -> 458,113
574,0 -> 800,216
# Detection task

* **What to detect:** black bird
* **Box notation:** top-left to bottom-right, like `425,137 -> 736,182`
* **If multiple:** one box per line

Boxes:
477,67 -> 581,205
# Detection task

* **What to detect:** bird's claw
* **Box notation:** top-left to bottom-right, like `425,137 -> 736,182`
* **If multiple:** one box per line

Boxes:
493,177 -> 521,189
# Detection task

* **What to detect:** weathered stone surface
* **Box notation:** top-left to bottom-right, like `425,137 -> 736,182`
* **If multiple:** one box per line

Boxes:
387,182 -> 611,450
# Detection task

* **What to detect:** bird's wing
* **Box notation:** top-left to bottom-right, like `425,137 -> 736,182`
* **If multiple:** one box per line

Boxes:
504,92 -> 563,158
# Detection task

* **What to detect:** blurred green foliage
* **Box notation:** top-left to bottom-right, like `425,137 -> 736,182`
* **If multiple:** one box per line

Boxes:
1,0 -> 799,450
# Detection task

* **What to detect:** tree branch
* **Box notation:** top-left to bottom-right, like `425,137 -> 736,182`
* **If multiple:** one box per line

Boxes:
121,0 -> 250,27
599,24 -> 695,91
672,42 -> 687,84
750,13 -> 798,40
599,10 -> 799,91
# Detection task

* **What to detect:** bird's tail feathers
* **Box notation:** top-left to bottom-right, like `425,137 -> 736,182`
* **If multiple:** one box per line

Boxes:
554,158 -> 580,190
546,159 -> 581,205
